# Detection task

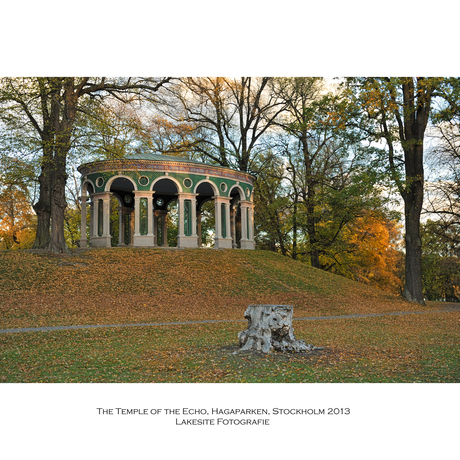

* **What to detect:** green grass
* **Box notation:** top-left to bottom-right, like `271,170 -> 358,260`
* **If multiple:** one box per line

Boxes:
0,248 -> 459,383
1,312 -> 458,383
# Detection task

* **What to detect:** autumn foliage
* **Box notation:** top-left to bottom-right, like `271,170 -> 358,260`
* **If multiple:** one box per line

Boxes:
326,212 -> 404,293
0,187 -> 36,250
0,248 -> 458,383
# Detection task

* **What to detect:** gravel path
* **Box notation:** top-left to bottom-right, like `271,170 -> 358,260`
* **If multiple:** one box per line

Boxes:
0,305 -> 458,335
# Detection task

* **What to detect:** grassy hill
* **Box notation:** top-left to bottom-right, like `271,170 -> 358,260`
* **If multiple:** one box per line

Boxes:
0,248 -> 458,383
0,247 -> 418,329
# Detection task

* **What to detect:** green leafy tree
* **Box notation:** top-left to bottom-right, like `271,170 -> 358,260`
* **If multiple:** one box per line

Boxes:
253,152 -> 291,255
421,220 -> 460,301
271,77 -> 382,268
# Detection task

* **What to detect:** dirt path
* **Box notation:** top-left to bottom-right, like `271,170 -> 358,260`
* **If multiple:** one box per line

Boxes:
1,305 -> 458,335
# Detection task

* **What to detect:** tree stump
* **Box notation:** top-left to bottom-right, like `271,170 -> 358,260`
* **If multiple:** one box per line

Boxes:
238,304 -> 317,353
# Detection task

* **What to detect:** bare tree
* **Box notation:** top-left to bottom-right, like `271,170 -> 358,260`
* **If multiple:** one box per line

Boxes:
425,113 -> 460,252
155,77 -> 286,173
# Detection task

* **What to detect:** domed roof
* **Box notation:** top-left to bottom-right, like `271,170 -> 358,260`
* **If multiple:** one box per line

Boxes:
123,152 -> 208,165
78,151 -> 255,184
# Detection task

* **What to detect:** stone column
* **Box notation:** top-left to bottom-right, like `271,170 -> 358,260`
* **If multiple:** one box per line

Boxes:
248,204 -> 254,241
225,201 -> 231,243
102,194 -> 111,239
133,195 -> 141,238
214,196 -> 233,249
197,210 -> 202,247
215,197 -> 222,239
133,191 -> 155,247
147,194 -> 154,239
89,200 -> 94,246
177,193 -> 198,248
90,193 -> 112,247
240,202 -> 248,241
78,196 -> 88,248
91,197 -> 98,240
231,201 -> 238,248
177,194 -> 185,239
240,201 -> 255,249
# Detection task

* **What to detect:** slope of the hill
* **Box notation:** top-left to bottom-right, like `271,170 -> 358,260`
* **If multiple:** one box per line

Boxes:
0,248 -> 426,329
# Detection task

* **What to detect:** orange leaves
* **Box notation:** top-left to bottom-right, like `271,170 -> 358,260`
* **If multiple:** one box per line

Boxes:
326,212 -> 404,293
0,186 -> 36,250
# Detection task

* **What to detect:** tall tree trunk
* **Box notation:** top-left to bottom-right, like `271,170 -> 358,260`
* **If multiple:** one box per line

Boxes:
32,79 -> 59,250
306,192 -> 320,268
382,77 -> 435,304
302,135 -> 321,268
402,143 -> 425,304
404,192 -> 424,303
291,199 -> 297,260
48,79 -> 75,254
399,79 -> 431,304
277,227 -> 287,256
49,167 -> 69,253
32,165 -> 51,249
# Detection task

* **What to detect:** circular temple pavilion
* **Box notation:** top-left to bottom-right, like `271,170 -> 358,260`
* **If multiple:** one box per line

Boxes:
77,153 -> 255,249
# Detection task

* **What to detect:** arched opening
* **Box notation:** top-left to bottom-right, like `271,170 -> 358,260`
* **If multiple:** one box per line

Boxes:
199,199 -> 215,247
165,199 -> 178,247
110,177 -> 136,246
109,195 -> 122,246
153,178 -> 179,247
195,182 -> 216,248
230,186 -> 243,248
